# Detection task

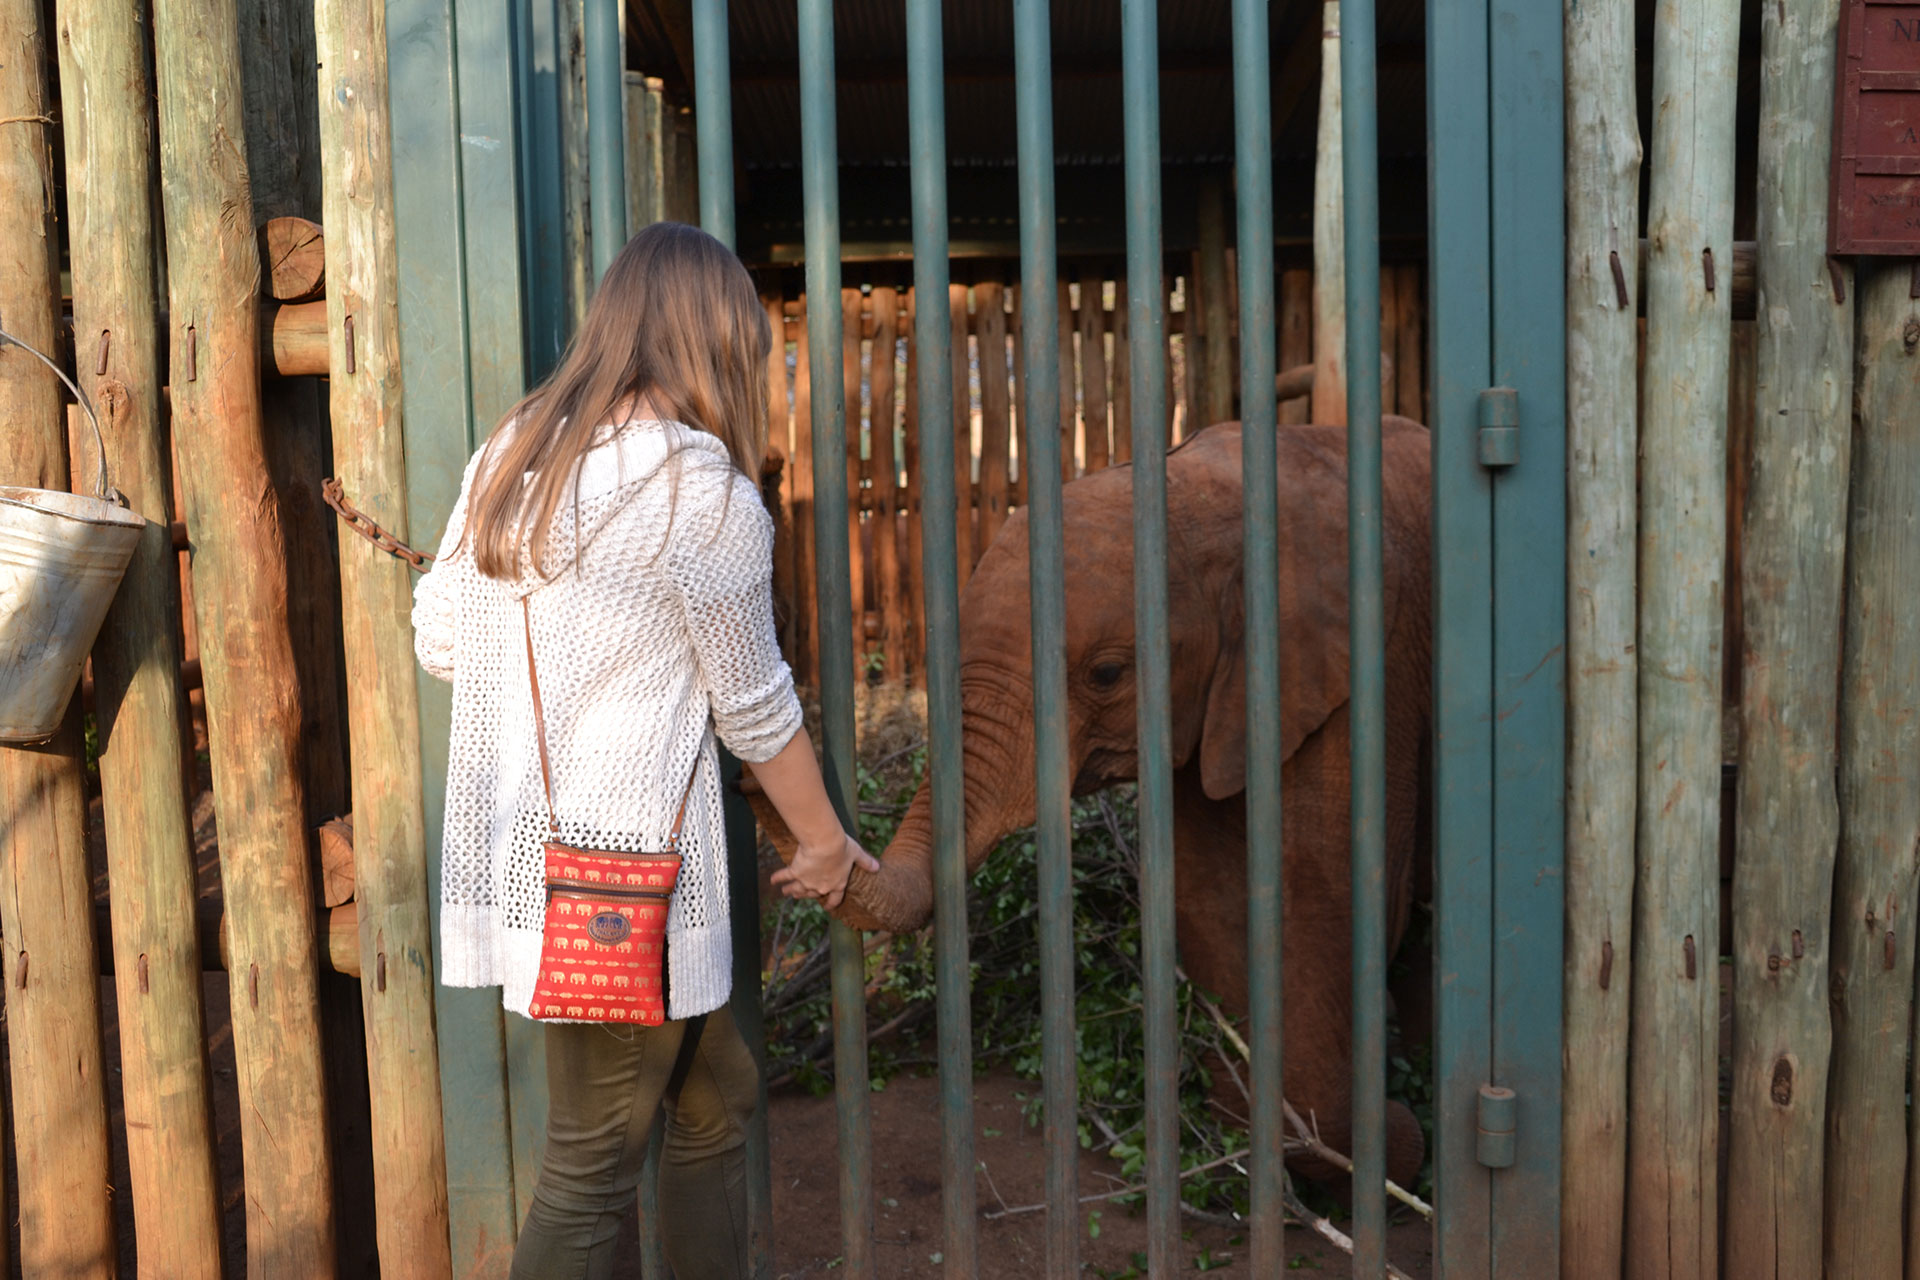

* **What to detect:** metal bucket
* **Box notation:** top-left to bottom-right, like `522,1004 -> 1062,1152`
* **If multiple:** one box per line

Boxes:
0,327 -> 143,744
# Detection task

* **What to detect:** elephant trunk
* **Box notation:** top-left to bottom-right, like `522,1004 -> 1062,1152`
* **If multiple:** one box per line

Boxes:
837,675 -> 1039,934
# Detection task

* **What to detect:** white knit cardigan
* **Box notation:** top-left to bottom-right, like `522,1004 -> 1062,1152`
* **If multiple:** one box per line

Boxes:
412,420 -> 803,1021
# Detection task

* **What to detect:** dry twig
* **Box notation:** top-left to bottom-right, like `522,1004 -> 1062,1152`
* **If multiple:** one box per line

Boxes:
1180,970 -> 1436,1224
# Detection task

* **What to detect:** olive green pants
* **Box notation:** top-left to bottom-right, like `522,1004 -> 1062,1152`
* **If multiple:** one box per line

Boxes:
509,1005 -> 758,1280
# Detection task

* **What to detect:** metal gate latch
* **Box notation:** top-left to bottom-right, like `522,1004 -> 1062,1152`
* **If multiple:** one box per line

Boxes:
1477,387 -> 1519,468
1476,1084 -> 1517,1169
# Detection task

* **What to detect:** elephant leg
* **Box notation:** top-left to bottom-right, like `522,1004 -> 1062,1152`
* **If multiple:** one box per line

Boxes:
1171,739 -> 1425,1192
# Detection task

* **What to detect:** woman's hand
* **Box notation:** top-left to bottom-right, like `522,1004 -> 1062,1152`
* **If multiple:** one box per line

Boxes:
770,831 -> 879,910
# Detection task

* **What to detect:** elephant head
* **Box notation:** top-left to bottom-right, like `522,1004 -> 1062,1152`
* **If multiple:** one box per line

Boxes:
757,419 -> 1414,934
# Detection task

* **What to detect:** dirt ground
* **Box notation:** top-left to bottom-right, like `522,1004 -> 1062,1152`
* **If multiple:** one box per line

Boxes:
96,982 -> 1431,1279
744,1068 -> 1434,1280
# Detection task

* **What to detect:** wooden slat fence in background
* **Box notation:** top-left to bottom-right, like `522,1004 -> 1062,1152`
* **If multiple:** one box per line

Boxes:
762,259 -> 1427,689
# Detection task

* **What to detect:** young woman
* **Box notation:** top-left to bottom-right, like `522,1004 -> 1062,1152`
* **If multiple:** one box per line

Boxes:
413,221 -> 875,1279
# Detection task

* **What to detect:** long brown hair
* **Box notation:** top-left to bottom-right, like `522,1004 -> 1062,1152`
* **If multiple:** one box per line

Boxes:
464,221 -> 772,579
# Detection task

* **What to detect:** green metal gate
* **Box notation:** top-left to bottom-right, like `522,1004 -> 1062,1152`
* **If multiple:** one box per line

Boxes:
389,0 -> 1569,1274
1427,0 -> 1567,1273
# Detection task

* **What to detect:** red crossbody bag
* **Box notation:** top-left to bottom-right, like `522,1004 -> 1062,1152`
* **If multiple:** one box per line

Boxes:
522,598 -> 695,1024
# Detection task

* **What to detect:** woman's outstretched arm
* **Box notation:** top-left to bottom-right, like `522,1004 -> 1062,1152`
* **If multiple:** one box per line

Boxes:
753,733 -> 878,909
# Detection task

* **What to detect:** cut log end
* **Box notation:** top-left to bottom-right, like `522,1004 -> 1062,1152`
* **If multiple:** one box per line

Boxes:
317,816 -> 355,909
260,216 -> 326,303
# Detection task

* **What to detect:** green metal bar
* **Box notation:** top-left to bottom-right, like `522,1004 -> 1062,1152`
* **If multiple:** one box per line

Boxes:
798,3 -> 874,1275
721,756 -> 776,1276
516,0 -> 570,379
692,0 -> 734,246
1229,0 -> 1284,1269
1118,1 -> 1178,1272
388,0 -> 522,1266
1013,1 -> 1077,1273
584,0 -> 627,279
682,12 -> 773,1271
1425,0 -> 1496,1268
907,1 -> 978,1276
1340,0 -> 1387,1269
1487,0 -> 1566,1269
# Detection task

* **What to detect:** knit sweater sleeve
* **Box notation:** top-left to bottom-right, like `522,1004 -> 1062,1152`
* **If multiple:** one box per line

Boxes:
411,448 -> 487,682
667,465 -> 804,763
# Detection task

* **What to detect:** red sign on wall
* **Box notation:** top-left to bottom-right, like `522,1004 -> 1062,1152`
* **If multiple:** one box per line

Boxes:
1830,0 -> 1920,254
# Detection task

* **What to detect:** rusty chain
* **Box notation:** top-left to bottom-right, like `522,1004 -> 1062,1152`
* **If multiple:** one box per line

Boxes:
322,478 -> 435,573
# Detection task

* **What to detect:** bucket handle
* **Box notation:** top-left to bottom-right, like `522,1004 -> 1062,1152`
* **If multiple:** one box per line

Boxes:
0,322 -> 120,506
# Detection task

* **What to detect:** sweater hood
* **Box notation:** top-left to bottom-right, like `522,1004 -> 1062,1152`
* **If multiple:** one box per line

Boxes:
506,419 -> 732,599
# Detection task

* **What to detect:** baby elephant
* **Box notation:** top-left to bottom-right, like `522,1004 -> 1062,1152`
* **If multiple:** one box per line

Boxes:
757,418 -> 1432,1188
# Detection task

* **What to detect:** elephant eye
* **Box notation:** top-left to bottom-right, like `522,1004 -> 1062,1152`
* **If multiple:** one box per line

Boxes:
1090,661 -> 1125,689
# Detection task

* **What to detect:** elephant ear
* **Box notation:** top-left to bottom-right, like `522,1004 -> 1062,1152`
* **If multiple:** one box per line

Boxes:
1199,426 -> 1395,799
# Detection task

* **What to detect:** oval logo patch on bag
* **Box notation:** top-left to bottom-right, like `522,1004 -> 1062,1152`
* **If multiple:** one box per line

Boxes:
587,912 -> 632,945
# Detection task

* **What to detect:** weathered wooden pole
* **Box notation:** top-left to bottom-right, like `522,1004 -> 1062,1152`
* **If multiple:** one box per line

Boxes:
1310,0 -> 1345,427
1560,0 -> 1640,1269
152,0 -> 340,1269
1885,271 -> 1920,1280
1829,259 -> 1920,1280
0,7 -> 116,1273
314,0 -> 454,1271
1725,0 -> 1851,1274
54,2 -> 226,1274
1196,173 -> 1234,426
1626,0 -> 1740,1275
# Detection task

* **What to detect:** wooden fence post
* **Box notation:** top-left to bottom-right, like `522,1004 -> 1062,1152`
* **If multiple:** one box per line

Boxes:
1078,273 -> 1110,470
0,7 -> 116,1273
1560,0 -> 1641,1270
1725,0 -> 1852,1273
1626,0 -> 1740,1275
843,287 -> 867,672
1884,267 -> 1920,1280
976,281 -> 1013,551
1198,176 -> 1234,426
314,0 -> 455,1271
1830,260 -> 1920,1279
870,285 -> 904,683
1310,0 -> 1345,427
152,0 -> 339,1268
53,1 -> 225,1273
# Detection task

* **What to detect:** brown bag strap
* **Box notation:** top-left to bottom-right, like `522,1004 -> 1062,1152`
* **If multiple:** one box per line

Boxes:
522,596 -> 696,847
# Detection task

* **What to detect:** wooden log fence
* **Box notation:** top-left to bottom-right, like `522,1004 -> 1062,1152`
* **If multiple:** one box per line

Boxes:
1554,0 -> 1920,1269
1561,0 -> 1640,1270
1724,0 -> 1852,1274
764,257 -> 1430,690
315,0 -> 453,1271
0,5 -> 116,1274
1825,256 -> 1920,1280
55,0 -> 226,1274
153,0 -> 339,1269
1626,4 -> 1740,1279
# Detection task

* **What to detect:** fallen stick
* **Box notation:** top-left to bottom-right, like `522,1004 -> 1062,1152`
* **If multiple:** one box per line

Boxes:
981,1148 -> 1252,1219
1283,1184 -> 1419,1280
1182,973 -> 1434,1220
